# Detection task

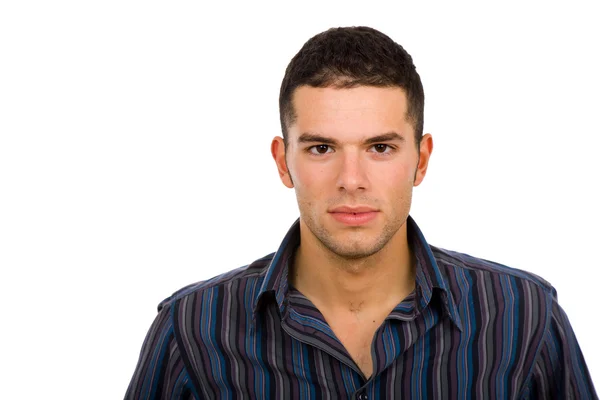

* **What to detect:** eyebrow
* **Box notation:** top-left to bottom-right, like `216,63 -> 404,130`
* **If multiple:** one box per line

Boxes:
297,132 -> 405,145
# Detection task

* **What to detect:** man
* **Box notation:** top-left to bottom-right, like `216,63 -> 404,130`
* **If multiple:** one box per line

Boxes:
125,26 -> 597,399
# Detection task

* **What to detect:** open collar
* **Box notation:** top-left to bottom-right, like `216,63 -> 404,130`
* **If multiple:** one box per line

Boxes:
252,216 -> 462,331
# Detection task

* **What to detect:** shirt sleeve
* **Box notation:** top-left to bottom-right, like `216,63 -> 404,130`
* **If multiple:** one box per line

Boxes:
521,289 -> 598,399
125,302 -> 200,400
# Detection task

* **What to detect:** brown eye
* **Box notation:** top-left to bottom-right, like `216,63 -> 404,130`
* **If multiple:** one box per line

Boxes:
373,144 -> 389,153
309,145 -> 332,155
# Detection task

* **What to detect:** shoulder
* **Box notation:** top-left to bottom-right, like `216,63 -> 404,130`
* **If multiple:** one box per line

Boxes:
156,252 -> 275,312
429,245 -> 556,324
431,244 -> 553,293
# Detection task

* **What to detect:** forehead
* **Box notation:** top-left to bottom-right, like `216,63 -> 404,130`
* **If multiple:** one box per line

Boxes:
289,86 -> 412,142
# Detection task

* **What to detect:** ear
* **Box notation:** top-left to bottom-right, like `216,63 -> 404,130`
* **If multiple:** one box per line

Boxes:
414,133 -> 433,187
271,136 -> 294,188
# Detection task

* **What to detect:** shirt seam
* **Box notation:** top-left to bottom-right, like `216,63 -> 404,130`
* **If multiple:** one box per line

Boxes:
515,286 -> 554,398
171,298 -> 206,400
162,267 -> 267,312
432,247 -> 552,291
435,256 -> 552,293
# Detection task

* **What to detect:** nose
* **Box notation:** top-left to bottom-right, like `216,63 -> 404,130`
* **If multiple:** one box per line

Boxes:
335,150 -> 368,193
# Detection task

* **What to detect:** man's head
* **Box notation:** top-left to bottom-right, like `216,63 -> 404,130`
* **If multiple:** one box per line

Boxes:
272,27 -> 432,262
279,26 -> 424,148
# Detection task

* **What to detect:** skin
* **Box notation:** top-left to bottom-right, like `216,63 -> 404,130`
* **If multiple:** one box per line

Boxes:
271,85 -> 433,377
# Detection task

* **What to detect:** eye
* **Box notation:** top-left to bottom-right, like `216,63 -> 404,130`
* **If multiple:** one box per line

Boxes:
369,144 -> 393,154
308,145 -> 333,155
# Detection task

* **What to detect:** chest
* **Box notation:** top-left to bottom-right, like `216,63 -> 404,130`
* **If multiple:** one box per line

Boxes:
327,317 -> 384,378
189,312 -> 530,399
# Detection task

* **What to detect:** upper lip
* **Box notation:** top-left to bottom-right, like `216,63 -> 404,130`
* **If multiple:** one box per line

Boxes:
329,206 -> 378,213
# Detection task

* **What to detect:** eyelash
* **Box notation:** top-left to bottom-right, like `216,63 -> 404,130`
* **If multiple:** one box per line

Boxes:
307,144 -> 396,156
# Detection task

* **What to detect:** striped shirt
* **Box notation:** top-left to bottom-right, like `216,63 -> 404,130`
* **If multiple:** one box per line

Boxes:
125,216 -> 597,399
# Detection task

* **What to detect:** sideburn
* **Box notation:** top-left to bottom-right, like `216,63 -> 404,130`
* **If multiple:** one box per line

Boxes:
284,153 -> 295,186
413,153 -> 420,182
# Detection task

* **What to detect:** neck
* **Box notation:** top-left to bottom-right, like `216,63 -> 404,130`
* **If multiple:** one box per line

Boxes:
290,220 -> 416,314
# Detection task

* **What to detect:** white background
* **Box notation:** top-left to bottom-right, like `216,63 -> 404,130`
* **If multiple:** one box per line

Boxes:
1,1 -> 598,398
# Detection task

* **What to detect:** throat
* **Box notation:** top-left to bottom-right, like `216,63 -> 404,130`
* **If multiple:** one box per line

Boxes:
349,301 -> 365,314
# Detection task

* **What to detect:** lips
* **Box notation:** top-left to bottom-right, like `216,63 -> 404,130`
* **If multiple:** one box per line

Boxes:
328,206 -> 379,226
329,206 -> 377,213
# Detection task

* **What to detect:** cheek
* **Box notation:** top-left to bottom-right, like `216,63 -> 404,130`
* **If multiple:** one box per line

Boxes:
375,159 -> 412,180
372,163 -> 415,197
295,174 -> 327,205
292,161 -> 331,191
292,167 -> 335,214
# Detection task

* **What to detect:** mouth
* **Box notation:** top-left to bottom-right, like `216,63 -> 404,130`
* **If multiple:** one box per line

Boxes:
329,206 -> 378,213
328,206 -> 379,226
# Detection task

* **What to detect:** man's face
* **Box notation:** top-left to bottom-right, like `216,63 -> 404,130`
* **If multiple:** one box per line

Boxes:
272,85 -> 432,260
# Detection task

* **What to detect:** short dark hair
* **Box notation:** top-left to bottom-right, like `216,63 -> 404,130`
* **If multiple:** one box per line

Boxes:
279,26 -> 424,147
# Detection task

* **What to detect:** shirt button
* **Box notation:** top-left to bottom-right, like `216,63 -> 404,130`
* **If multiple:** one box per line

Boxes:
357,392 -> 368,400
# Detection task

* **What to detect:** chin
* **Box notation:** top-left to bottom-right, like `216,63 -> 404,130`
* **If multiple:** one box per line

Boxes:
334,248 -> 381,260
324,236 -> 386,259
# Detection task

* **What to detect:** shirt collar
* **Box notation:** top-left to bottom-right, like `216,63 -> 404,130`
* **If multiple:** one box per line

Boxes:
407,217 -> 463,331
253,216 -> 462,331
253,219 -> 300,319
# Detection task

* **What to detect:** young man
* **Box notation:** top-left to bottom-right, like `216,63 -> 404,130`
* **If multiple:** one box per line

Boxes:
125,27 -> 597,399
